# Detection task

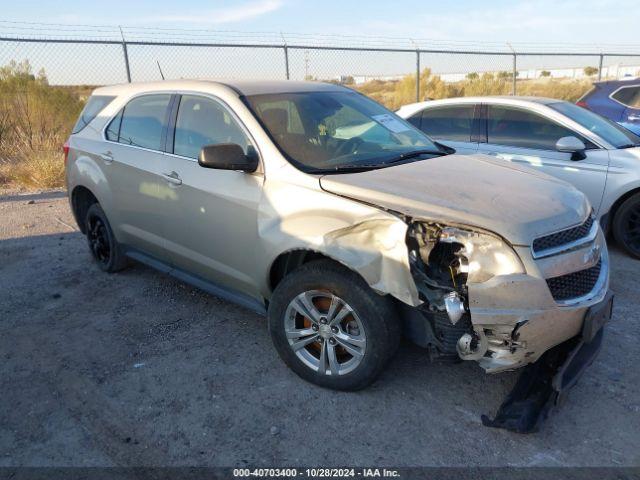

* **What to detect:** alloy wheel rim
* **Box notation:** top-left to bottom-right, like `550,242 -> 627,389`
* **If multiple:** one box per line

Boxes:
88,216 -> 111,264
284,290 -> 366,376
623,205 -> 640,254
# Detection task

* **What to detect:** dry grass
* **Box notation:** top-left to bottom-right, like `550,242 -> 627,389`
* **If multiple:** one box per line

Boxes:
0,136 -> 65,189
0,60 -> 83,191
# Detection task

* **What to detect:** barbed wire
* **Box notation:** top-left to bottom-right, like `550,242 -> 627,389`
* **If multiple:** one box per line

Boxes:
1,20 -> 640,54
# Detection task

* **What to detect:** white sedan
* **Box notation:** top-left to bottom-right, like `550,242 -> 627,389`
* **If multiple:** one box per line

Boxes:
397,96 -> 640,258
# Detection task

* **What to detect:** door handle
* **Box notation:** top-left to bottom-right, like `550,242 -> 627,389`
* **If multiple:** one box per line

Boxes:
99,151 -> 114,164
628,114 -> 640,121
162,171 -> 182,186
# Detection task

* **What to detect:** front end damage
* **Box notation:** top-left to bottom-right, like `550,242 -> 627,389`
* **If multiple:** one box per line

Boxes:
403,216 -> 612,433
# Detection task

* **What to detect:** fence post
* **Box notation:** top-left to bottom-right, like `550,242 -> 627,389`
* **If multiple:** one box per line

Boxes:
598,54 -> 604,81
415,50 -> 420,102
119,26 -> 131,83
512,53 -> 517,95
284,45 -> 290,80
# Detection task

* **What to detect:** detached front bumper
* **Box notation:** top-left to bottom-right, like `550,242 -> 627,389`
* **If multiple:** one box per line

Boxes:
482,290 -> 613,433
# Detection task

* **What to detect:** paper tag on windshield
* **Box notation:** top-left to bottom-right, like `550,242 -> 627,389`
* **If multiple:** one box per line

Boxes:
372,114 -> 411,133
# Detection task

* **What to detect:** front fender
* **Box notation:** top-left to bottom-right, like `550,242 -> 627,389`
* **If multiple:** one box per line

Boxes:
257,180 -> 420,306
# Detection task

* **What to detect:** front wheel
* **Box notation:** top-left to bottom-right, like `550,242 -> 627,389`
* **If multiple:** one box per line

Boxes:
612,193 -> 640,259
268,259 -> 401,391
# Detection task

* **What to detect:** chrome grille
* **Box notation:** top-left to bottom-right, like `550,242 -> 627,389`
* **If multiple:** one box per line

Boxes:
533,215 -> 594,255
546,260 -> 602,302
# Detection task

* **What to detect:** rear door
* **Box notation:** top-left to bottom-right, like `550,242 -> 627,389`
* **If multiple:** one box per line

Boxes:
415,104 -> 479,154
158,93 -> 264,297
477,104 -> 609,214
103,93 -> 173,259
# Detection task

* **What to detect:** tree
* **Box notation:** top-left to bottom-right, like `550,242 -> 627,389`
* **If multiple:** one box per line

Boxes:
583,66 -> 599,76
540,70 -> 551,77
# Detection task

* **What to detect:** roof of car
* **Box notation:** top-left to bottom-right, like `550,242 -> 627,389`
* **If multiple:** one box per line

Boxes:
94,79 -> 347,97
594,77 -> 639,86
396,96 -> 567,116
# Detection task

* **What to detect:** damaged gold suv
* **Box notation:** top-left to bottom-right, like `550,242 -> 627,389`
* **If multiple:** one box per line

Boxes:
66,80 -> 613,432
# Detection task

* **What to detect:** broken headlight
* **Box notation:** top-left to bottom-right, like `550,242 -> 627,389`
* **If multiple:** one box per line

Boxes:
438,226 -> 525,283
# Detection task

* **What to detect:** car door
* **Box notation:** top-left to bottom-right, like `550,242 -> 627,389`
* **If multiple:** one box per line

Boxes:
612,85 -> 640,135
158,93 -> 264,298
477,104 -> 609,215
415,104 -> 479,154
103,93 -> 173,259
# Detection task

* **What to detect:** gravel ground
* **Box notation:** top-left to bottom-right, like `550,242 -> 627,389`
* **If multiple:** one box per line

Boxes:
0,189 -> 639,467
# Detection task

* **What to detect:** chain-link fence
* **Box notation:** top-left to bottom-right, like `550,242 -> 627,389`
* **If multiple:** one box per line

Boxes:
2,36 -> 639,90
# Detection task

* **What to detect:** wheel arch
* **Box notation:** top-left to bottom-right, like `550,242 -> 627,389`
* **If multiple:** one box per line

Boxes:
269,249 -> 358,292
70,185 -> 100,234
607,185 -> 640,233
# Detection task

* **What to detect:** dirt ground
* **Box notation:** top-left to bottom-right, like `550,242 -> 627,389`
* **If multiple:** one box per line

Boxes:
1,189 -> 639,467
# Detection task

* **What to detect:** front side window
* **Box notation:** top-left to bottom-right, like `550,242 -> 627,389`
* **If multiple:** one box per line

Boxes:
612,86 -> 640,108
420,105 -> 475,142
487,105 -> 578,150
114,94 -> 172,151
245,91 -> 441,173
549,101 -> 640,148
173,95 -> 251,159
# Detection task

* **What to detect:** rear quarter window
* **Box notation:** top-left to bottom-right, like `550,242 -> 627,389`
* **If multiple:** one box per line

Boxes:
612,86 -> 640,108
72,95 -> 115,134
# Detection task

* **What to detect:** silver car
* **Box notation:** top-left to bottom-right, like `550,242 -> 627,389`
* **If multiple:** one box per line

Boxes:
65,81 -> 612,432
397,96 -> 640,258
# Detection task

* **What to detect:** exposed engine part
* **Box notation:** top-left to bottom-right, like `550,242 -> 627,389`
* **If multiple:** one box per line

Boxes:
428,310 -> 474,361
456,328 -> 489,361
406,221 -> 469,310
444,291 -> 466,324
406,221 -> 474,360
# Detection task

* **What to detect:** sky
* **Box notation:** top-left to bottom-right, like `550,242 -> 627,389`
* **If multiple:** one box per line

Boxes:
3,0 -> 640,49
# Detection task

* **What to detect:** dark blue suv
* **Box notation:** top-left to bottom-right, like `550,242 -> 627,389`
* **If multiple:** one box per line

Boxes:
578,79 -> 640,135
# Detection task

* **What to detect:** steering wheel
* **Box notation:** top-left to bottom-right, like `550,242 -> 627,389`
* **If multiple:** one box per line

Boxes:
334,137 -> 365,158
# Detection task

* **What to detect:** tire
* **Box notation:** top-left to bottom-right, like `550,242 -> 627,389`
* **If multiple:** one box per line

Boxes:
268,259 -> 401,391
612,193 -> 640,259
84,203 -> 128,272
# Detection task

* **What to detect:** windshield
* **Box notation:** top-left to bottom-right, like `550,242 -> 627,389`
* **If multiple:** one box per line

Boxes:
550,101 -> 640,148
245,90 -> 442,172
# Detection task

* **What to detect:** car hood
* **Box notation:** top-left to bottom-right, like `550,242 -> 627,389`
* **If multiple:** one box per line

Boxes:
319,154 -> 590,246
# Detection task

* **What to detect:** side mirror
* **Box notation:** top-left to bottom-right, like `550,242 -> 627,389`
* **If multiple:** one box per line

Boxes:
556,136 -> 587,160
198,143 -> 258,172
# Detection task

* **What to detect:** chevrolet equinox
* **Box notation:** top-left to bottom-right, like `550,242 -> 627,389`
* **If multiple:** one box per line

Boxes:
65,80 -> 613,432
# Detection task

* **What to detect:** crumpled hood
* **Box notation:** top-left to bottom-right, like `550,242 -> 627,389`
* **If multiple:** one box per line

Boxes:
319,154 -> 590,246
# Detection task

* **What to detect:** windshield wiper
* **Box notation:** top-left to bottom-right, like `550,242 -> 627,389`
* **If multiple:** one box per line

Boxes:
317,150 -> 446,174
619,143 -> 640,149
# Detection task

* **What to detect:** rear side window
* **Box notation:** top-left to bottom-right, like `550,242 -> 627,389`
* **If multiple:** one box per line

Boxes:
72,95 -> 115,134
113,94 -> 172,151
173,95 -> 251,159
612,86 -> 640,108
487,106 -> 577,150
420,105 -> 475,141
